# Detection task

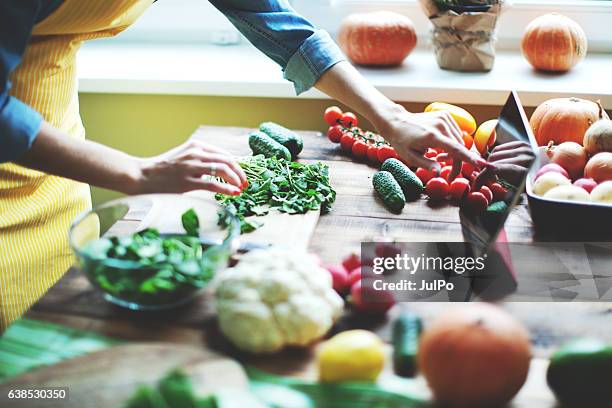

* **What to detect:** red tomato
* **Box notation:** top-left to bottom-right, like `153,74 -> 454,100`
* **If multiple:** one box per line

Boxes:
440,165 -> 453,181
479,186 -> 493,204
347,268 -> 361,287
325,265 -> 349,295
367,144 -> 380,163
449,178 -> 470,202
327,125 -> 343,143
489,182 -> 508,202
463,192 -> 488,214
426,177 -> 450,200
416,167 -> 436,185
350,280 -> 395,314
424,148 -> 437,159
341,112 -> 358,127
461,162 -> 476,178
342,252 -> 361,272
462,131 -> 474,150
324,106 -> 343,126
377,145 -> 397,162
351,139 -> 368,160
340,133 -> 355,153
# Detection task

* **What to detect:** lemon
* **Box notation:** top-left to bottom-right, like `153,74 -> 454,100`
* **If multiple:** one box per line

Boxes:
317,330 -> 386,382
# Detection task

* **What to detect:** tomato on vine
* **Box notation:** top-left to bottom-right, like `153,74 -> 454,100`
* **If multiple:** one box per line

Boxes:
324,106 -> 343,126
377,145 -> 397,162
340,132 -> 355,153
341,112 -> 358,127
367,144 -> 380,163
327,125 -> 343,143
351,139 -> 368,160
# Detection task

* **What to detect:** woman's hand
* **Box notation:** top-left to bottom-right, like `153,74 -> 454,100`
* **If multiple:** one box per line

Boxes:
378,105 -> 486,171
136,139 -> 248,195
473,141 -> 535,188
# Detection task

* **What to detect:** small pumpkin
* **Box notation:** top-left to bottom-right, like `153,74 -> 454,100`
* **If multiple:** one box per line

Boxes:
417,303 -> 531,408
530,97 -> 602,146
521,13 -> 587,72
338,11 -> 417,67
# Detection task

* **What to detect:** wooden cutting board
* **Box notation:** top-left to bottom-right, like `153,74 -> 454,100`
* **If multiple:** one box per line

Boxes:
0,343 -> 248,408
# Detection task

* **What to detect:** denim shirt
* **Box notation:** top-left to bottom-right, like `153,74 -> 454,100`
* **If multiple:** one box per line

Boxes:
0,0 -> 345,163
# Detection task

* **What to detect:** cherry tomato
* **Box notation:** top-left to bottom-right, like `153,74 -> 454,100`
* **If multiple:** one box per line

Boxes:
377,145 -> 397,162
461,161 -> 476,178
449,178 -> 470,202
341,112 -> 358,127
350,280 -> 395,314
347,267 -> 361,287
340,132 -> 355,153
367,144 -> 380,163
352,139 -> 368,160
416,167 -> 435,185
327,125 -> 343,143
489,182 -> 508,202
424,148 -> 437,159
479,185 -> 493,204
324,106 -> 343,126
435,153 -> 452,167
462,131 -> 474,150
463,192 -> 488,214
426,177 -> 450,200
440,165 -> 453,181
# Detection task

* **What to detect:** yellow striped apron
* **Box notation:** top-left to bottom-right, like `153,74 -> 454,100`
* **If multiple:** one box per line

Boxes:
0,0 -> 153,330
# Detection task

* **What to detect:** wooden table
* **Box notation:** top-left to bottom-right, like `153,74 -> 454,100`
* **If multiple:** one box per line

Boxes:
26,126 -> 612,406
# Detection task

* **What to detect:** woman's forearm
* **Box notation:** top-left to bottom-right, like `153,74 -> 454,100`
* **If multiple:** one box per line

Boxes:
16,121 -> 142,193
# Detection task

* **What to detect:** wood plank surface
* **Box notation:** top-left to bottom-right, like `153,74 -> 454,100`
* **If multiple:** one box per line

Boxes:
21,126 -> 612,408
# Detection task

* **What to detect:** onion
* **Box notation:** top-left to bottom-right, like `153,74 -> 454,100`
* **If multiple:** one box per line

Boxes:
544,185 -> 591,203
584,152 -> 612,183
573,178 -> 598,193
545,142 -> 588,180
533,172 -> 571,196
590,181 -> 612,203
583,102 -> 612,154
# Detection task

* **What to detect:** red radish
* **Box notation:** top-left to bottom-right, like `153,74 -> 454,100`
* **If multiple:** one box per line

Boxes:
325,265 -> 349,294
340,133 -> 355,152
424,148 -> 437,159
342,252 -> 361,272
324,106 -> 343,126
350,280 -> 395,314
327,125 -> 343,143
461,162 -> 476,178
573,178 -> 598,193
489,182 -> 508,202
426,177 -> 450,200
440,165 -> 453,181
341,112 -> 358,127
367,144 -> 380,163
546,142 -> 588,180
348,268 -> 361,287
480,186 -> 493,204
535,163 -> 569,180
449,178 -> 470,202
351,139 -> 368,160
416,167 -> 436,184
463,192 -> 489,214
377,145 -> 397,162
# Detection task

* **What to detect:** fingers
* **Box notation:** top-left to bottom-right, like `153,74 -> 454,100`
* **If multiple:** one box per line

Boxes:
184,178 -> 242,195
473,167 -> 496,190
400,149 -> 440,172
449,159 -> 462,181
432,135 -> 485,167
488,154 -> 535,168
188,162 -> 242,188
488,145 -> 534,163
489,141 -> 531,154
440,111 -> 464,145
182,150 -> 247,188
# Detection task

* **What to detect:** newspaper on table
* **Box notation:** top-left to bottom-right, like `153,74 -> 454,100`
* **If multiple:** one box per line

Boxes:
419,0 -> 507,72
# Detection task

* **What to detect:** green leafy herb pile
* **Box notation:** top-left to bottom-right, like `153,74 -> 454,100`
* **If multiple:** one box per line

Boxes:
81,209 -> 217,306
215,155 -> 336,233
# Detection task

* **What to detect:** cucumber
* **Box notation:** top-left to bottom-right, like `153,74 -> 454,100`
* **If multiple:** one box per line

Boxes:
392,312 -> 423,378
259,122 -> 303,160
486,201 -> 508,214
373,171 -> 406,213
547,339 -> 612,407
380,158 -> 423,199
248,131 -> 291,161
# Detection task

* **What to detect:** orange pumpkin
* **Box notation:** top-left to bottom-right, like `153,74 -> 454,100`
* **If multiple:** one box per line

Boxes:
338,11 -> 417,67
530,98 -> 601,146
521,13 -> 587,72
417,303 -> 531,408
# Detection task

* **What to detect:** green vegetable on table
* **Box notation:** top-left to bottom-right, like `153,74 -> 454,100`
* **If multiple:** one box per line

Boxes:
248,131 -> 291,161
381,158 -> 423,200
373,171 -> 406,213
259,121 -> 304,160
392,312 -> 423,378
215,155 -> 336,233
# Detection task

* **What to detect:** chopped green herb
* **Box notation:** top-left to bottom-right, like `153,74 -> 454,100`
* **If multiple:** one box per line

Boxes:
181,208 -> 200,237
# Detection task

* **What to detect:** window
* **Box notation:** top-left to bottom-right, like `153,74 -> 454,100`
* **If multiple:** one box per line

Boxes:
118,0 -> 612,52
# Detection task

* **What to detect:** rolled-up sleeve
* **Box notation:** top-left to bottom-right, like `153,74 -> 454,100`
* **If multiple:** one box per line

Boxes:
208,0 -> 345,94
0,96 -> 42,163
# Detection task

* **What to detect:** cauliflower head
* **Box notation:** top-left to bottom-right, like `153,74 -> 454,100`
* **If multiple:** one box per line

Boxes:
214,248 -> 344,353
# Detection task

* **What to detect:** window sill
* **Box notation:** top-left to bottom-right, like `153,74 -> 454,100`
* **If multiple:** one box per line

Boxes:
77,42 -> 612,108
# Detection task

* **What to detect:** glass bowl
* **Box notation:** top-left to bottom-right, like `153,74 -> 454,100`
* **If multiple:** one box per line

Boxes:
70,194 -> 240,310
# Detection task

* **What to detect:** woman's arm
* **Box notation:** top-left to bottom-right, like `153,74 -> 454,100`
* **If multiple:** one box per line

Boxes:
17,121 -> 247,195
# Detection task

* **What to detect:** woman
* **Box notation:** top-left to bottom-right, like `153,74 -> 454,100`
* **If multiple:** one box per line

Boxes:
0,0 -> 482,329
